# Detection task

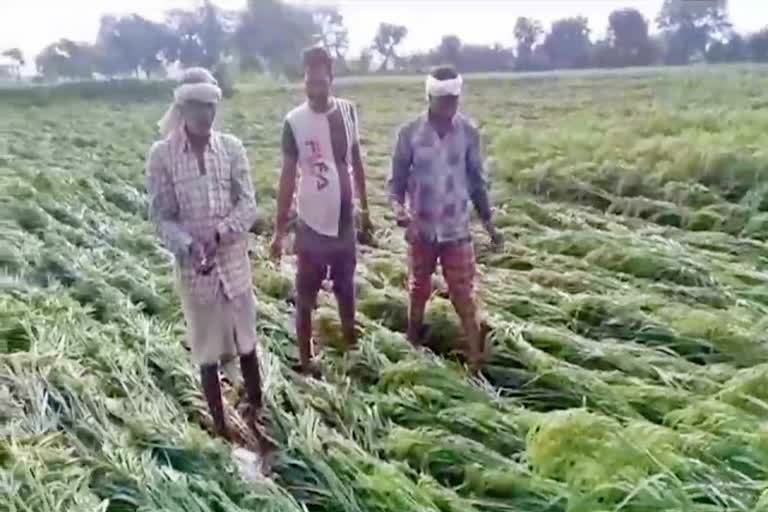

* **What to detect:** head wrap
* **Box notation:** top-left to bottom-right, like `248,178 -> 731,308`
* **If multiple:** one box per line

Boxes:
425,74 -> 463,100
158,67 -> 223,137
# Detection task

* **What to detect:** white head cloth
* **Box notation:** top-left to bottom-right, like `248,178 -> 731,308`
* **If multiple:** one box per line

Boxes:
158,68 -> 223,137
425,74 -> 463,100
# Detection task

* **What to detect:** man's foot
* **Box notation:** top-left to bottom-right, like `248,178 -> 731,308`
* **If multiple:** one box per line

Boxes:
201,364 -> 231,442
406,330 -> 419,347
292,360 -> 322,379
237,403 -> 276,475
470,360 -> 482,376
344,334 -> 359,352
212,421 -> 231,442
479,321 -> 492,359
259,452 -> 273,476
407,323 -> 430,348
310,336 -> 321,354
466,342 -> 486,376
303,361 -> 322,379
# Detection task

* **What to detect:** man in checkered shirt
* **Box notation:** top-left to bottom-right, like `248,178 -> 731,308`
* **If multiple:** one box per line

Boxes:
389,65 -> 503,374
145,68 -> 271,460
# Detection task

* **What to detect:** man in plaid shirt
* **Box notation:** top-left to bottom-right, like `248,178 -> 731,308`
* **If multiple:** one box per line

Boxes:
145,68 -> 270,461
389,65 -> 502,373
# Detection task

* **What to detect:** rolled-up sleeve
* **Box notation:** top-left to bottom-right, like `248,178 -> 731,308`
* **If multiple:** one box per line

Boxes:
388,125 -> 413,205
465,123 -> 492,223
216,138 -> 257,244
145,142 -> 193,259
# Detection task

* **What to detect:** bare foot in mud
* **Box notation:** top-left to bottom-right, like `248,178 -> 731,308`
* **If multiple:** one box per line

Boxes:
407,324 -> 431,349
480,321 -> 492,359
238,404 -> 277,476
253,428 -> 275,476
291,360 -> 322,379
305,361 -> 322,379
213,424 -> 232,443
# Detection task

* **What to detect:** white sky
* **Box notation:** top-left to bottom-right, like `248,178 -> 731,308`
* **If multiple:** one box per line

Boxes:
1,0 -> 766,66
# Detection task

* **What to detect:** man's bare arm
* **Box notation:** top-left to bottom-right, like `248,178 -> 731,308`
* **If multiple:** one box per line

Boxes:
274,120 -> 300,238
351,142 -> 370,216
274,155 -> 297,237
465,122 -> 501,246
348,105 -> 370,218
388,126 -> 413,212
465,124 -> 493,226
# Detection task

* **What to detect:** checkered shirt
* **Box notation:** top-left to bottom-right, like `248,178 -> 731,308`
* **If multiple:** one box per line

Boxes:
145,128 -> 257,304
389,113 -> 492,244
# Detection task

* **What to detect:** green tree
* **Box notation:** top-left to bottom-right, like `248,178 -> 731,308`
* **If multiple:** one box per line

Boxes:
542,17 -> 592,69
234,0 -> 316,75
165,1 -> 237,69
608,8 -> 655,66
2,48 -> 24,79
96,14 -> 175,78
748,29 -> 768,62
405,51 -> 430,73
656,0 -> 730,64
95,16 -> 132,77
357,48 -> 373,74
459,44 -> 514,73
312,6 -> 349,70
371,23 -> 408,72
2,48 -> 24,67
706,33 -> 748,62
514,17 -> 544,70
437,35 -> 462,67
36,40 -> 97,80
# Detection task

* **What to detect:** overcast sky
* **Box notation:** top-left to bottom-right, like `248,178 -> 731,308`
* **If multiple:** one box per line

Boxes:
1,0 -> 766,65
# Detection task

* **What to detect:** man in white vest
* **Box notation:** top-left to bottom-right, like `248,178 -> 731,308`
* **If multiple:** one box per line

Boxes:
271,47 -> 372,376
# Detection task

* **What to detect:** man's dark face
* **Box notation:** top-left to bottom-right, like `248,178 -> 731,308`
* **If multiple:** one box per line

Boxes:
305,64 -> 331,105
429,94 -> 459,122
182,100 -> 216,136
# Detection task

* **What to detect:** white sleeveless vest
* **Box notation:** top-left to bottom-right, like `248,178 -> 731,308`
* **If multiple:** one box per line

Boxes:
285,98 -> 358,237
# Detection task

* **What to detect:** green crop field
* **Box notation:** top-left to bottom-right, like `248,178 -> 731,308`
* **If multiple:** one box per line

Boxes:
5,65 -> 768,511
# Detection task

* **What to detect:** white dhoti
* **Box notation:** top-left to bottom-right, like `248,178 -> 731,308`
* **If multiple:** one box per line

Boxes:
179,284 -> 258,366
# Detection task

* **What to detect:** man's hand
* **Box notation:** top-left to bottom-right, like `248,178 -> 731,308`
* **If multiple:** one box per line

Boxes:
358,210 -> 375,245
190,239 -> 215,275
484,220 -> 504,251
203,232 -> 218,260
360,210 -> 374,235
394,204 -> 410,228
270,233 -> 284,263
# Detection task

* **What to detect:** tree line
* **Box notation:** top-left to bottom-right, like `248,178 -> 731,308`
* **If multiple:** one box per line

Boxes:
1,0 -> 767,84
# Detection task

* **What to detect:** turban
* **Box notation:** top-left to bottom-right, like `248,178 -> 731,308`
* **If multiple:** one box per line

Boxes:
425,74 -> 463,100
158,73 -> 222,137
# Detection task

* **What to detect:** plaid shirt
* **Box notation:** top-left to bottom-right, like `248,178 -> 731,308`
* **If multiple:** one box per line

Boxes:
145,128 -> 257,304
389,112 -> 492,244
